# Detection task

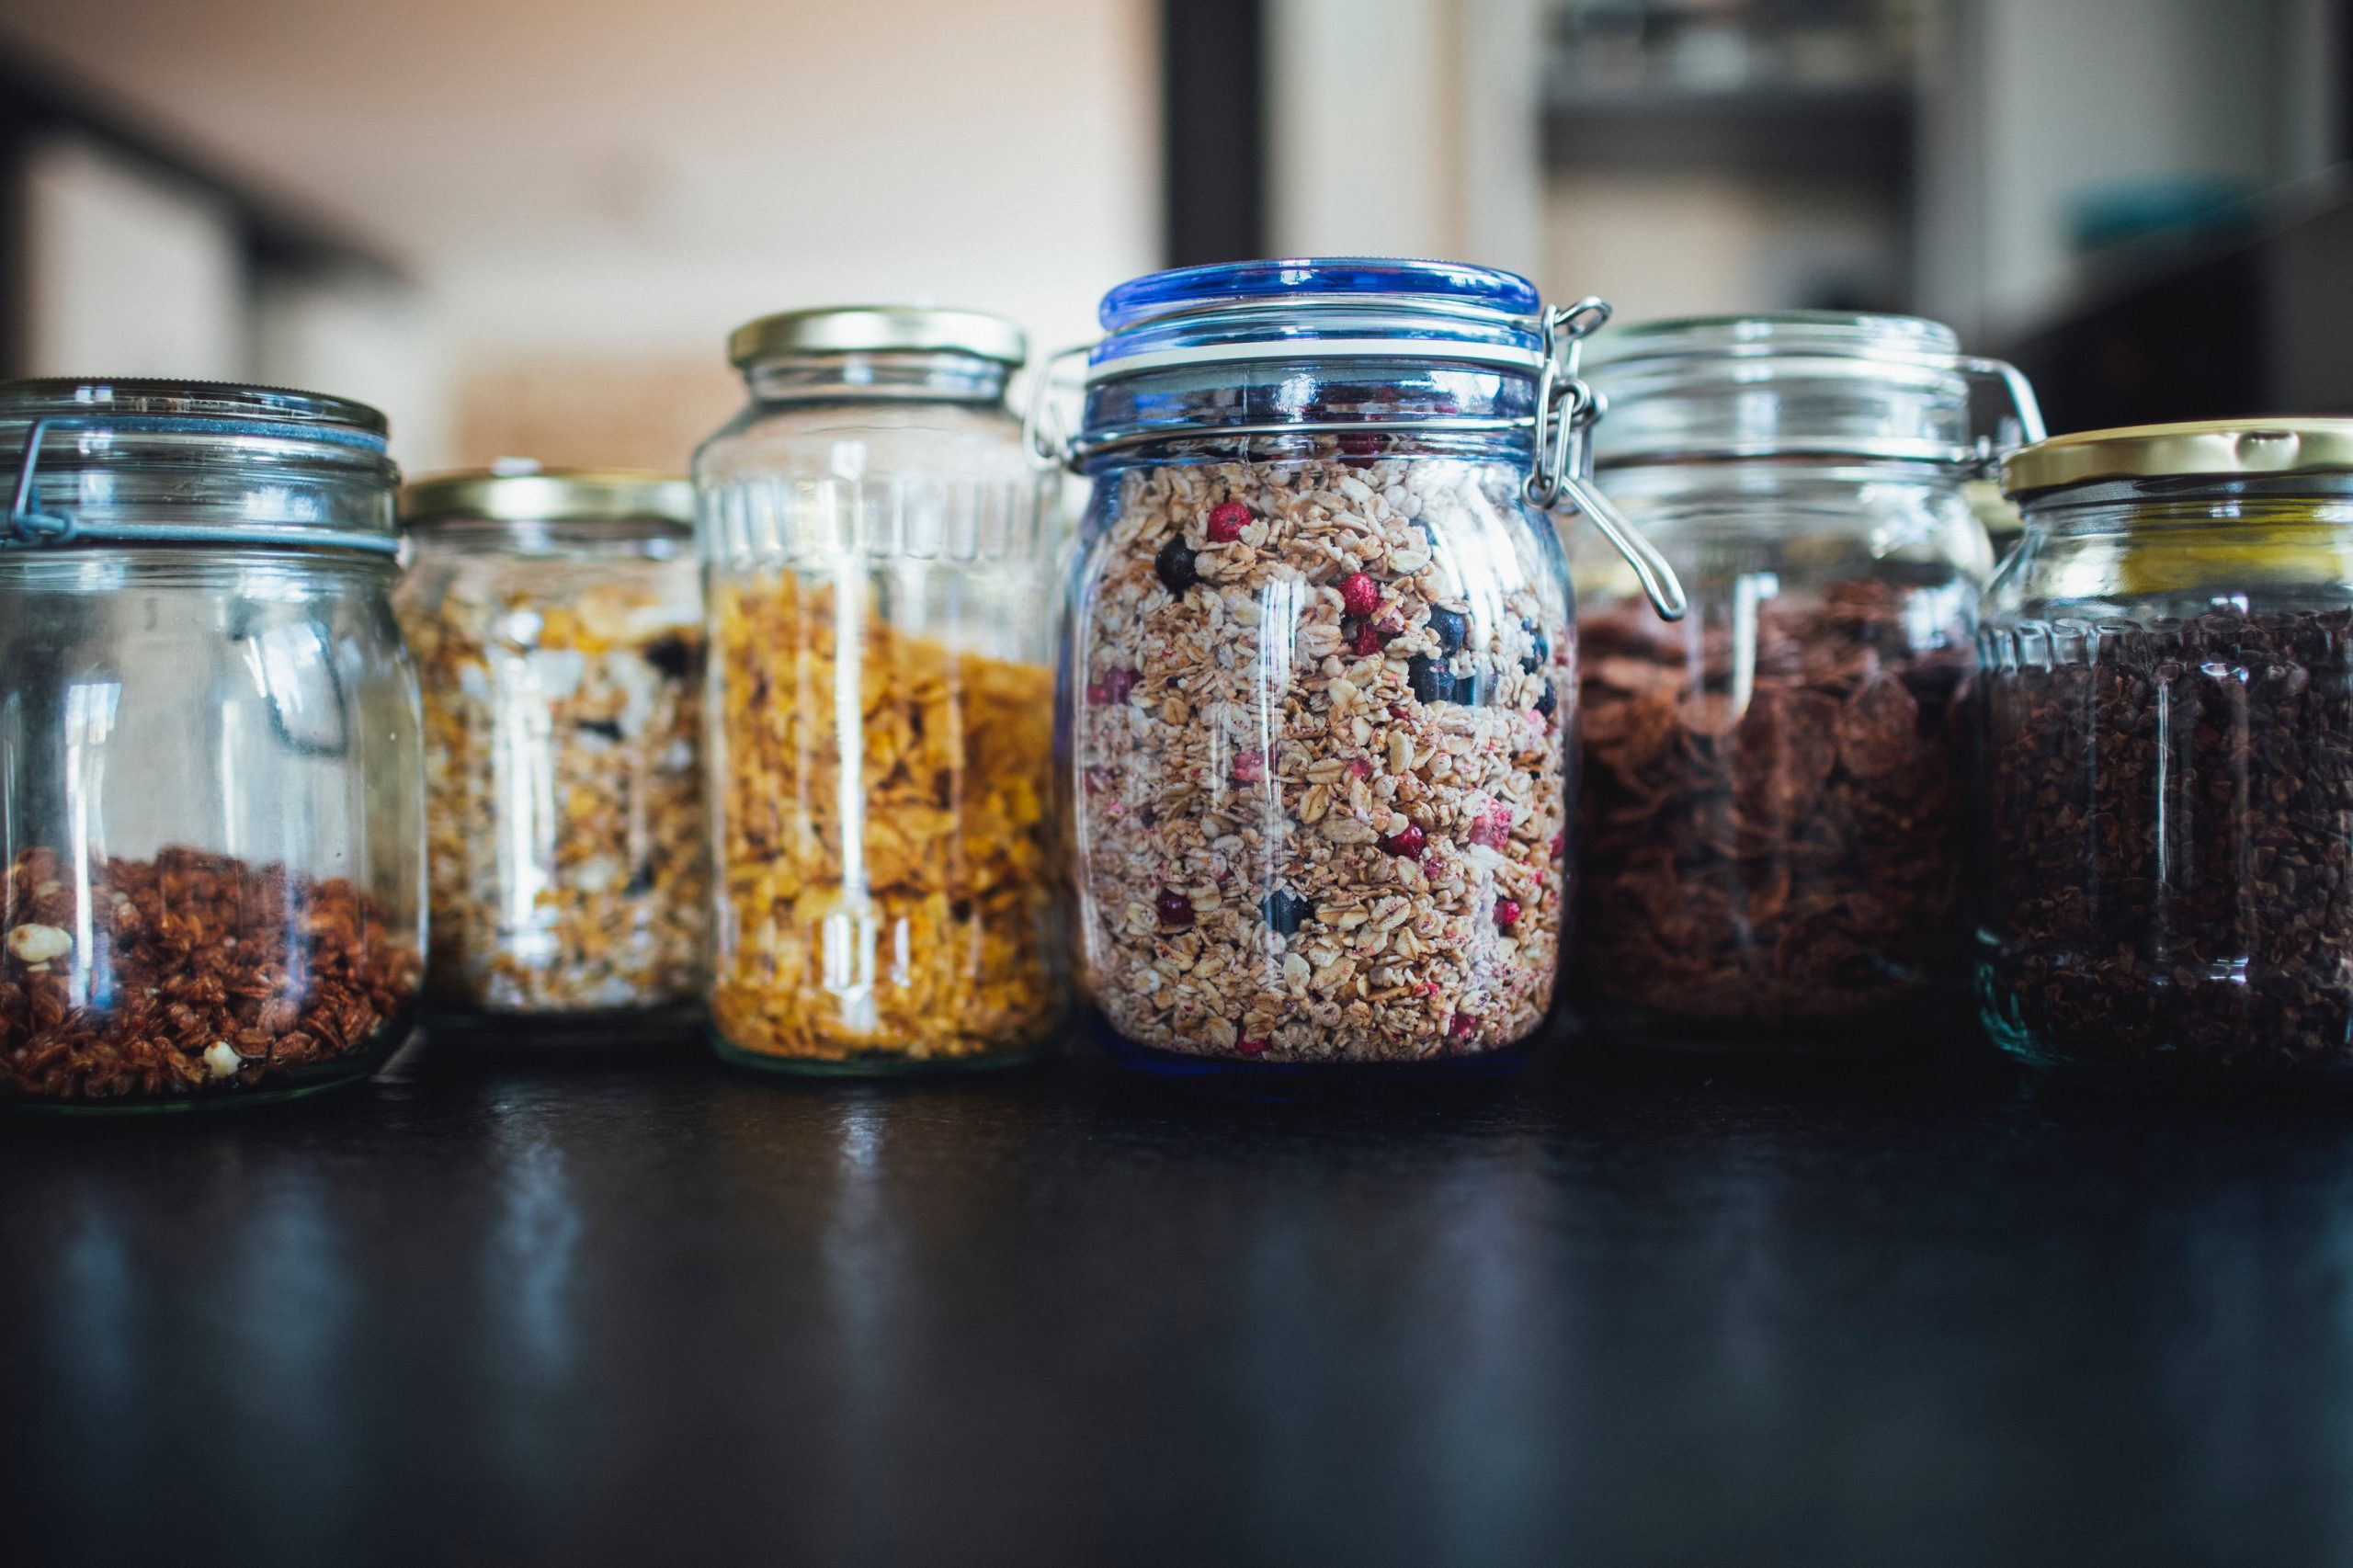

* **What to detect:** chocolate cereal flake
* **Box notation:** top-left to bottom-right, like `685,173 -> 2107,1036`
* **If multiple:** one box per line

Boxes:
1575,580 -> 1972,1034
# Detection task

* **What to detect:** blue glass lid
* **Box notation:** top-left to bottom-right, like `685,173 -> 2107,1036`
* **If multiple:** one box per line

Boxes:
1088,257 -> 1549,380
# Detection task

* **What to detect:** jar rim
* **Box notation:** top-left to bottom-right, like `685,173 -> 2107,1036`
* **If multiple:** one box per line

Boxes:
1087,257 -> 1549,382
0,376 -> 388,437
403,464 -> 692,530
1585,312 -> 1961,369
2004,418 -> 2353,497
727,307 -> 1028,370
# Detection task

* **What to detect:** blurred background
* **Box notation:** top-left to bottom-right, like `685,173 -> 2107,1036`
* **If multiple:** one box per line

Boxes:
0,0 -> 2346,472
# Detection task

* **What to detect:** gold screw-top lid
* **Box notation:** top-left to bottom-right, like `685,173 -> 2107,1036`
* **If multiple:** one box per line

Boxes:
2003,418 -> 2353,497
400,460 -> 693,528
725,305 -> 1028,370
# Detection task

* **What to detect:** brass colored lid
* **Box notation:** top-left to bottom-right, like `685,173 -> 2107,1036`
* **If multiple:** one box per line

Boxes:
401,462 -> 692,528
2004,418 -> 2353,496
726,305 -> 1028,369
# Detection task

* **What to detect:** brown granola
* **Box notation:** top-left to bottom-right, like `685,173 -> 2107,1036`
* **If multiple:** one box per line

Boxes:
1071,450 -> 1572,1063
710,574 -> 1060,1064
0,846 -> 420,1102
400,567 -> 707,1015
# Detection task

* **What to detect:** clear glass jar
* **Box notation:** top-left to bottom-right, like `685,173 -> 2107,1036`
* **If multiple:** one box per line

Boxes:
0,379 -> 424,1108
695,307 -> 1063,1072
1060,259 -> 1682,1078
1979,420 -> 2353,1083
1568,313 -> 2040,1048
396,466 -> 706,1034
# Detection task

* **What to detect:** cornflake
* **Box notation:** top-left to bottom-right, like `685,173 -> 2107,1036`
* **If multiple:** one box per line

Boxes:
710,575 -> 1061,1064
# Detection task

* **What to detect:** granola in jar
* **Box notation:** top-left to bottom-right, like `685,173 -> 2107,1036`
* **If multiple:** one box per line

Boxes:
1071,450 -> 1573,1063
0,378 -> 425,1109
1978,420 -> 2353,1081
2,847 -> 420,1103
708,576 -> 1059,1063
397,469 -> 706,1025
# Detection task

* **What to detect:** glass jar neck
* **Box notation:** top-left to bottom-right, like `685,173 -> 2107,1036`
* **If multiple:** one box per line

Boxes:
405,515 -> 693,558
742,351 -> 1010,406
2020,473 -> 2353,535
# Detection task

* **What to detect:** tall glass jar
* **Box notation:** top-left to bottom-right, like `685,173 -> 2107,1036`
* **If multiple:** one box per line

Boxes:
1980,420 -> 2353,1084
1057,259 -> 1684,1080
1568,314 -> 2040,1049
696,307 -> 1063,1073
0,379 -> 424,1108
396,466 -> 706,1035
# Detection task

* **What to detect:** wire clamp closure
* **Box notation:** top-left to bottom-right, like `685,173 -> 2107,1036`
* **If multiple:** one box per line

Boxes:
6,415 -> 401,556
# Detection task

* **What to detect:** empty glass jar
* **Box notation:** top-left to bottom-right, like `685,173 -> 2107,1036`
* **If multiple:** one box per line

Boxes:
1059,258 -> 1683,1079
696,307 -> 1063,1072
1568,313 -> 2041,1049
1979,420 -> 2353,1083
0,379 -> 424,1108
396,465 -> 706,1034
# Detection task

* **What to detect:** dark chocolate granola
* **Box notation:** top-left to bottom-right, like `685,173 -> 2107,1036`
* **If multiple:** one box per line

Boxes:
1574,580 -> 1972,1033
1978,608 -> 2353,1073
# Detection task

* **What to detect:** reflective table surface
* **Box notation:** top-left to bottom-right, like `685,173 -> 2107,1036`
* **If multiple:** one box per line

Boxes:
6,1027 -> 2353,1566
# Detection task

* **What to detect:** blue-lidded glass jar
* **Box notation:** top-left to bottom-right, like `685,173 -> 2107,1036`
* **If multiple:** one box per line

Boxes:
1045,258 -> 1682,1079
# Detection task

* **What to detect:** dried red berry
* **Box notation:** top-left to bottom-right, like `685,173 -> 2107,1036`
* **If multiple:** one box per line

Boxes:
1548,831 -> 1567,860
1338,572 -> 1381,618
1494,898 -> 1522,932
1155,889 -> 1193,927
1094,667 -> 1138,705
1448,1011 -> 1478,1042
1379,823 -> 1426,858
1230,748 -> 1266,785
1207,502 -> 1250,542
1347,756 -> 1373,779
1236,1034 -> 1269,1057
1467,803 -> 1514,849
1348,619 -> 1382,658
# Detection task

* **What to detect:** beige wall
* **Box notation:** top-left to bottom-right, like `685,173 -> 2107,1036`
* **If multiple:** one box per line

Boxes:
3,0 -> 1160,470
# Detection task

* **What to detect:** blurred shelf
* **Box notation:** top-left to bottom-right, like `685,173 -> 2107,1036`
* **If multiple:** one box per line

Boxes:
1543,80 -> 1915,185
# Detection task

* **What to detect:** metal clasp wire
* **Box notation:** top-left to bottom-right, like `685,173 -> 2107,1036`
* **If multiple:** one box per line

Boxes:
1525,297 -> 1688,621
4,414 -> 401,555
1023,344 -> 1096,472
1959,356 -> 2048,475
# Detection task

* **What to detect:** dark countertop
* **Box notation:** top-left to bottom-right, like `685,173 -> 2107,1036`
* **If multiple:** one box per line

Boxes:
6,1026 -> 2352,1568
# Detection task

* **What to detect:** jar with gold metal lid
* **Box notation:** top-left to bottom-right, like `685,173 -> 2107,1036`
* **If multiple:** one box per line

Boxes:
1980,419 -> 2353,1082
695,306 -> 1064,1073
396,463 -> 707,1034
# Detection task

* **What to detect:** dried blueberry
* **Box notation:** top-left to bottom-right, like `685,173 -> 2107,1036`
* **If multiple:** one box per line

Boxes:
1427,605 -> 1469,654
1407,655 -> 1450,704
1450,670 -> 1482,706
1534,684 -> 1555,718
643,634 -> 700,681
576,718 -> 623,742
1260,888 -> 1314,936
1155,889 -> 1194,927
1154,539 -> 1199,594
1522,631 -> 1549,673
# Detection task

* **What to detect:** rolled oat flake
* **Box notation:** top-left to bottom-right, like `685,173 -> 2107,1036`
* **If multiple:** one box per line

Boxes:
1051,258 -> 1683,1077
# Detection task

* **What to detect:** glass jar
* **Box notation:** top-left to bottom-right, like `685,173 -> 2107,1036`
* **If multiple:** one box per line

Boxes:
0,379 -> 424,1108
1979,420 -> 2353,1083
1568,313 -> 2041,1049
396,465 -> 706,1034
1056,258 -> 1684,1079
695,307 -> 1063,1072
